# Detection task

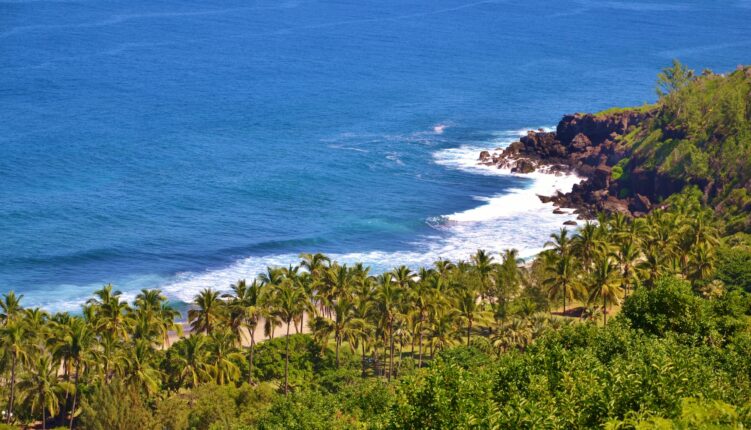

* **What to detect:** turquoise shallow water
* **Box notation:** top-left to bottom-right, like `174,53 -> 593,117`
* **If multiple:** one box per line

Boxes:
1,0 -> 750,310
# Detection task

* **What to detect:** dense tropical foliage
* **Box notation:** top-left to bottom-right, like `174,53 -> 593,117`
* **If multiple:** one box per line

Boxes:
615,61 -> 751,234
0,187 -> 749,429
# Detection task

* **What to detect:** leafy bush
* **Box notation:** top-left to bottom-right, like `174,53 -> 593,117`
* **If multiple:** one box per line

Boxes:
619,277 -> 710,339
611,165 -> 624,181
717,247 -> 751,292
79,380 -> 155,430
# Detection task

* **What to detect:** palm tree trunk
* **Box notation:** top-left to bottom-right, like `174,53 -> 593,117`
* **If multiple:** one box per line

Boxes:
418,319 -> 424,368
335,335 -> 340,368
284,321 -> 291,396
563,284 -> 567,315
249,334 -> 256,385
42,400 -> 46,430
69,360 -> 80,430
361,342 -> 367,377
6,354 -> 16,424
60,358 -> 70,422
389,321 -> 394,382
603,294 -> 607,325
467,318 -> 472,347
382,341 -> 387,378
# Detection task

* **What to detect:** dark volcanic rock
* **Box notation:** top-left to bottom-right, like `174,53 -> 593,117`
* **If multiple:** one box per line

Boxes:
600,196 -> 632,215
570,133 -> 591,152
563,220 -> 578,226
557,111 -> 651,146
593,164 -> 612,189
475,107 -> 657,219
512,159 -> 536,174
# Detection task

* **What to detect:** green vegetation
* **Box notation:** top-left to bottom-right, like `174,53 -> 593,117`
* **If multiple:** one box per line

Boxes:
0,189 -> 749,429
1,62 -> 750,429
618,61 -> 751,234
594,103 -> 656,118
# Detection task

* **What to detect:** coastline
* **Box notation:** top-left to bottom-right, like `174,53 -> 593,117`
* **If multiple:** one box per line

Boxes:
477,110 -> 657,219
14,127 -> 588,314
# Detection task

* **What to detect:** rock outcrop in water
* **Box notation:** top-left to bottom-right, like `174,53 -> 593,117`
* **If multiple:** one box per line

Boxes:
479,110 -> 655,218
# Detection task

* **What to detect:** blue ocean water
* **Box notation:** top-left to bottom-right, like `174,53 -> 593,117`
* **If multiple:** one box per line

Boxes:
1,0 -> 750,310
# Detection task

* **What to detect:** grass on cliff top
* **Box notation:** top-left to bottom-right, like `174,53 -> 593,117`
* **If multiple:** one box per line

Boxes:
592,103 -> 657,118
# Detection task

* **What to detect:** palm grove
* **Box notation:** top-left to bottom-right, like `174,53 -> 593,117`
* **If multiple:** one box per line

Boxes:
2,63 -> 751,429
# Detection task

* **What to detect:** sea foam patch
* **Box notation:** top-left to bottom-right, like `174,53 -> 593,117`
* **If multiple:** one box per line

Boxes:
30,127 -> 583,311
155,127 -> 583,304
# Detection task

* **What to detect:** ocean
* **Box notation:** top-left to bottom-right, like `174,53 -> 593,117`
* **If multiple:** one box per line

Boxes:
1,0 -> 749,311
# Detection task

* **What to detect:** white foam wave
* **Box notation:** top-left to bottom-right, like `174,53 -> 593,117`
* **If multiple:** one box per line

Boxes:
155,127 -> 583,304
35,126 -> 583,310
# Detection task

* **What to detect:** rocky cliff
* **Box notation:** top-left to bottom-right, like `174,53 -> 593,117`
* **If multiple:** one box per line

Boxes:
479,109 -> 658,218
481,65 -> 751,229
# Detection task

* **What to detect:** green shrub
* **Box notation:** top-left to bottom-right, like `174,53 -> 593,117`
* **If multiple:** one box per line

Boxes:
717,247 -> 751,292
79,380 -> 155,430
611,165 -> 624,181
619,277 -> 710,339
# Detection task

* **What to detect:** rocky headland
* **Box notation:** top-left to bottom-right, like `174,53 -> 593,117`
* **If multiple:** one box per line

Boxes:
479,110 -> 658,219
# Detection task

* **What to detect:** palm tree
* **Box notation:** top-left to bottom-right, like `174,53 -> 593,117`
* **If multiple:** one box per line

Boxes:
224,279 -> 263,384
433,259 -> 455,280
2,323 -> 27,424
411,276 -> 433,367
330,297 -> 365,367
471,249 -> 496,297
542,253 -> 580,315
638,243 -> 665,288
429,308 -> 458,354
158,303 -> 183,347
0,291 -> 24,326
300,252 -> 331,276
207,330 -> 244,385
171,335 -> 211,388
23,307 -> 50,345
299,252 -> 331,294
588,255 -> 621,325
545,228 -> 573,257
455,285 -> 487,347
269,278 -> 307,395
375,273 -> 401,381
189,288 -> 225,335
123,339 -> 162,395
614,238 -> 641,296
351,279 -> 375,376
18,354 -> 69,430
223,280 -> 250,343
87,283 -> 121,306
63,317 -> 94,430
687,242 -> 716,283
492,318 -> 532,353
95,293 -> 132,341
134,288 -> 165,313
572,222 -> 606,270
93,333 -> 126,383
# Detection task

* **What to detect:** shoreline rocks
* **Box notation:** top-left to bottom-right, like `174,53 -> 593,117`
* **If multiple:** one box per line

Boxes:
480,109 -> 656,218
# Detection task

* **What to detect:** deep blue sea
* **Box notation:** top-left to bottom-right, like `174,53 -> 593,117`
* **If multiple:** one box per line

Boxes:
2,0 -> 750,311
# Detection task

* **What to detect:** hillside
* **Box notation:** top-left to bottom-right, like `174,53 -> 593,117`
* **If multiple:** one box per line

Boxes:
485,62 -> 751,233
